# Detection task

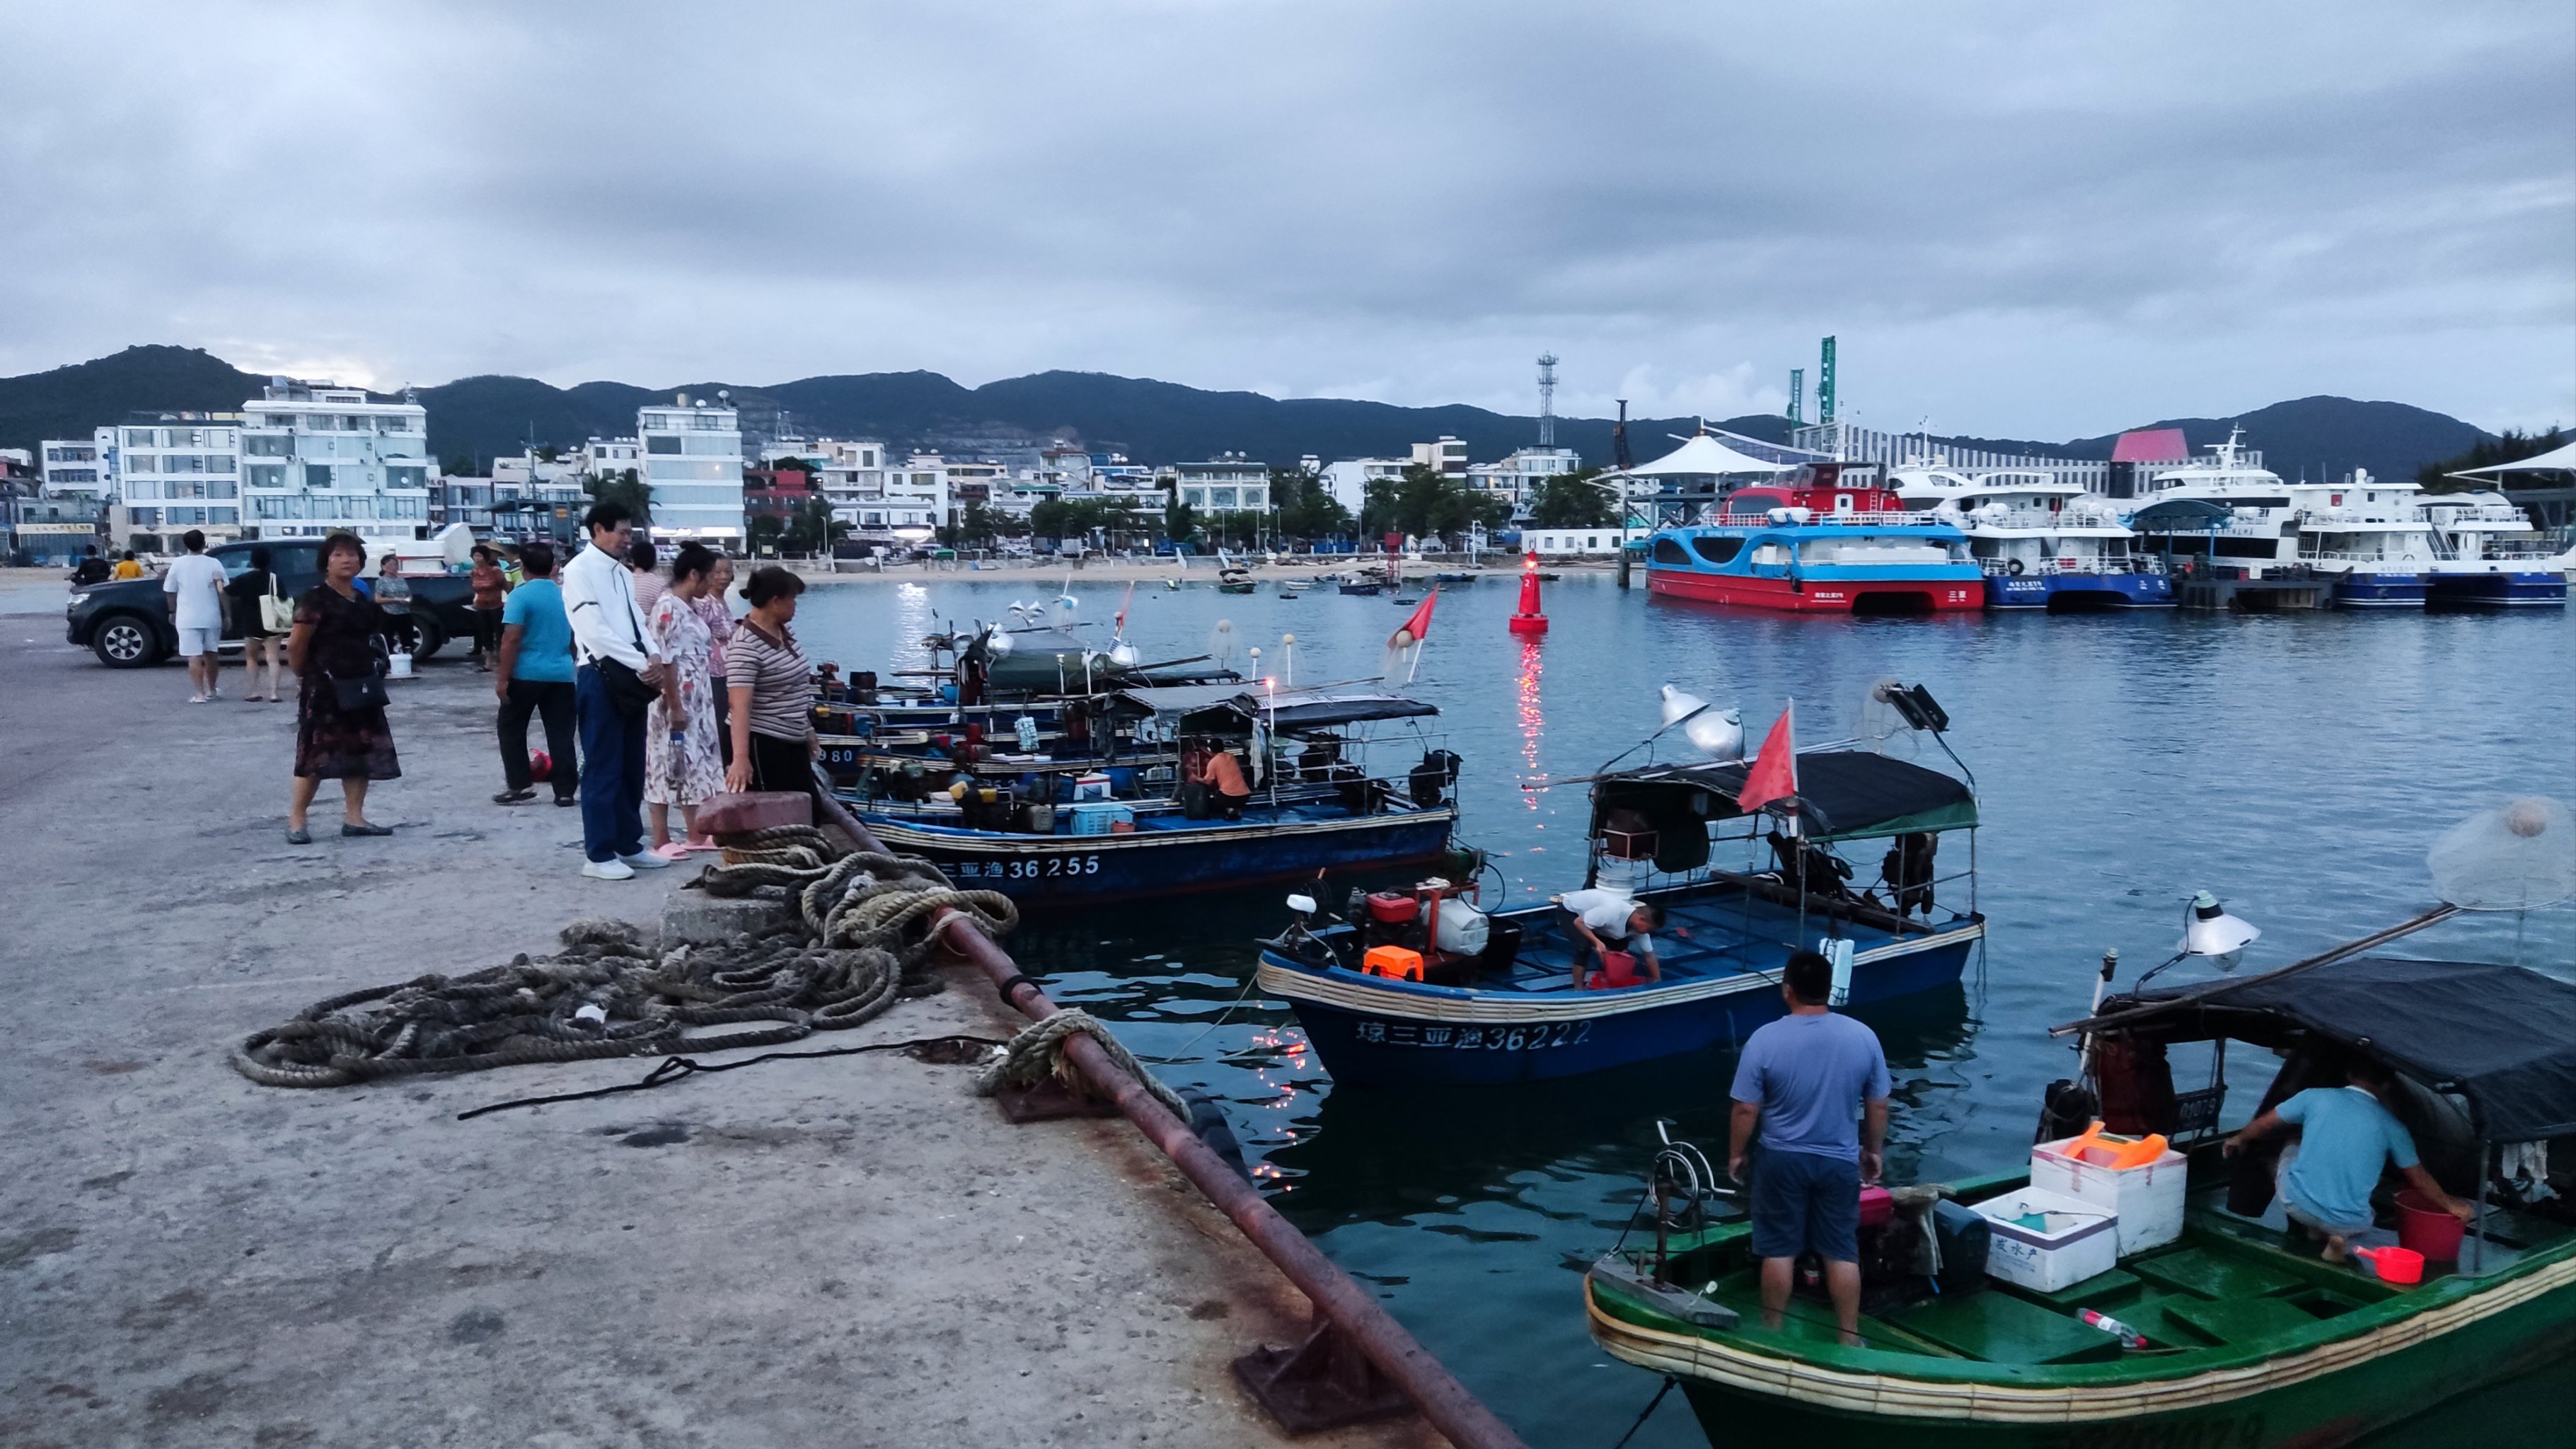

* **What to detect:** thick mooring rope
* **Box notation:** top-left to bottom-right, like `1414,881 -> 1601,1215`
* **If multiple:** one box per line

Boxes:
974,1008 -> 1190,1120
231,833 -> 1013,1088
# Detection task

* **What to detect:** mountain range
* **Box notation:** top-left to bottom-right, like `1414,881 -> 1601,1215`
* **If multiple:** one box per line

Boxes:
0,345 -> 2499,487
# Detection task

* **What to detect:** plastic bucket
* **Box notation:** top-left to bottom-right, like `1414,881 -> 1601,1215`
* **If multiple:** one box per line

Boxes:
2396,1190 -> 2466,1262
2355,1246 -> 2423,1285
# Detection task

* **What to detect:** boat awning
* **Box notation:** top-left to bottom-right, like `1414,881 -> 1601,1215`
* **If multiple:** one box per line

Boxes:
1595,749 -> 1977,842
1112,684 -> 1251,718
2128,498 -> 2236,529
1622,433 -> 1795,478
2131,957 -> 2576,1141
1252,691 -> 1440,730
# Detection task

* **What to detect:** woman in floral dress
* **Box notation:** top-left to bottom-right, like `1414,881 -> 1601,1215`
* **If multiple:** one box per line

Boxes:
645,543 -> 724,855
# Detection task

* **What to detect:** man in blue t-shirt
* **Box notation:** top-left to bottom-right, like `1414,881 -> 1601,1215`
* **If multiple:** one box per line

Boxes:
1728,949 -> 1891,1344
2224,1056 -> 2471,1262
491,540 -> 582,807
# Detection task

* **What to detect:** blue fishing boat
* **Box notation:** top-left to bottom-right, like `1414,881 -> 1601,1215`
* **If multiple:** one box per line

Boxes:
831,686 -> 1461,908
1644,464 -> 1986,613
1257,738 -> 1983,1086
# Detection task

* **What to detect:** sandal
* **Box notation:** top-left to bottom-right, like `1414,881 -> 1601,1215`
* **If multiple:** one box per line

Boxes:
493,788 -> 538,805
341,822 -> 393,837
285,826 -> 312,845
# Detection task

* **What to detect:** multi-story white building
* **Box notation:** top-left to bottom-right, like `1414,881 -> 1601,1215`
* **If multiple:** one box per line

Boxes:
40,439 -> 111,496
1167,455 -> 1271,514
576,437 -> 643,482
1319,456 -> 1409,516
1467,446 -> 1583,512
1411,436 -> 1469,478
485,451 -> 588,538
637,396 -> 746,543
237,382 -> 431,542
115,412 -> 246,546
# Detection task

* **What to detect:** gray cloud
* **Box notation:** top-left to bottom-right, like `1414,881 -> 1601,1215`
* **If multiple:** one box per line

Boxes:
1,0 -> 2568,435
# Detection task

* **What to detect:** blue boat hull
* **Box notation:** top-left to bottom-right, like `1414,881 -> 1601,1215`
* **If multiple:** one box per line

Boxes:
2330,573 -> 2427,608
2427,570 -> 2568,608
857,809 -> 1453,907
1264,930 -> 1978,1086
1983,571 -> 2175,610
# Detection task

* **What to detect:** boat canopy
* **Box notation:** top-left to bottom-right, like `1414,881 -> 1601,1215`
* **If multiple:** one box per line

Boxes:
1593,748 -> 1977,844
2126,956 -> 2576,1141
1110,686 -> 1438,734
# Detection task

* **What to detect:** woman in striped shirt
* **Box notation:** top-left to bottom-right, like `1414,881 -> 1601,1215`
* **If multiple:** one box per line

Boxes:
724,566 -> 816,796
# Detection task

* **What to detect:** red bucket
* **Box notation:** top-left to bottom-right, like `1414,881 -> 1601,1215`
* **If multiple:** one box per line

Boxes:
2396,1190 -> 2465,1262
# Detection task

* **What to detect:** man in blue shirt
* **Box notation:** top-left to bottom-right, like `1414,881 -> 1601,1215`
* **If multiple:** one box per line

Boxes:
491,540 -> 582,807
1728,949 -> 1890,1344
2224,1056 -> 2471,1262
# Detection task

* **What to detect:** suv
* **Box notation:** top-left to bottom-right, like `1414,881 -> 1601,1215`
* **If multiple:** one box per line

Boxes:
66,541 -> 483,669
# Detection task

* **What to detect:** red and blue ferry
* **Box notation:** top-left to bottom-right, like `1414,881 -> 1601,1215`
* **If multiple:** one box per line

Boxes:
1256,744 -> 1983,1086
1642,462 -> 1985,613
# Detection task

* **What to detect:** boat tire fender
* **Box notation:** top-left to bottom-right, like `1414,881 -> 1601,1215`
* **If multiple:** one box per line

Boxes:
2006,558 -> 2026,576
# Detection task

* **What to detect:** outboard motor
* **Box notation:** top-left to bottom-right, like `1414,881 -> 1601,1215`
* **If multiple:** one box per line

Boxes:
1409,749 -> 1462,808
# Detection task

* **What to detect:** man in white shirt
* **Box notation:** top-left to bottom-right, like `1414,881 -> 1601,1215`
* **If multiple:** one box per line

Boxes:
1556,886 -> 1664,988
161,530 -> 230,703
560,502 -> 671,881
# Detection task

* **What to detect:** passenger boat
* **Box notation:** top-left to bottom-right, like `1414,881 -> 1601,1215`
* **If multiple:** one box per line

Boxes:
1256,714 -> 1984,1085
828,685 -> 1460,907
1337,580 -> 1385,596
2417,491 -> 2570,607
2130,434 -> 2439,608
1644,463 -> 1984,613
1890,466 -> 2173,609
1584,809 -> 2576,1448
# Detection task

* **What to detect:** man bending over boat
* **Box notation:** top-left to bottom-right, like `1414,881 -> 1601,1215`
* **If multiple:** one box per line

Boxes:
2224,1056 -> 2472,1263
1728,950 -> 1890,1346
1556,889 -> 1663,988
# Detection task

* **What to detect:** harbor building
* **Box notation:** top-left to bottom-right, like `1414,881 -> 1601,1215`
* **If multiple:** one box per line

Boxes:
1410,436 -> 1469,478
1166,455 -> 1271,514
238,382 -> 431,543
488,449 -> 589,540
637,396 -> 746,544
116,412 -> 248,549
1468,445 -> 1583,512
1319,456 -> 1408,516
40,438 -> 111,497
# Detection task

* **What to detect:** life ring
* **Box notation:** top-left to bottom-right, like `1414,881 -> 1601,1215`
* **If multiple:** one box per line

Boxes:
2006,558 -> 2026,576
2401,554 -> 2417,562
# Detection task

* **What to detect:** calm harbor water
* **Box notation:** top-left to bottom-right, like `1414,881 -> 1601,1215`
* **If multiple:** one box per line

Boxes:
801,571 -> 2575,1448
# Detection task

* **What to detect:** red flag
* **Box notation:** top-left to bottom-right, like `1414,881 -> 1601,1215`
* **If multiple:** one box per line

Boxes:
1737,701 -> 1798,814
1389,588 -> 1438,650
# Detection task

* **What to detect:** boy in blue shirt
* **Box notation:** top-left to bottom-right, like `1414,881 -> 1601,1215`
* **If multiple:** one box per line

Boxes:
2225,1056 -> 2472,1262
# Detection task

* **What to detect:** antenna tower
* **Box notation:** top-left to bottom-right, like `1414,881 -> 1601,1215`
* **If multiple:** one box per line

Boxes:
1818,337 -> 1837,425
1536,353 -> 1559,447
1789,369 -> 1804,427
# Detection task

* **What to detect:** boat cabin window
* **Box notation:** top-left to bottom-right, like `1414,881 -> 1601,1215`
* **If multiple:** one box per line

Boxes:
1750,542 -> 1789,567
1690,536 -> 1743,564
1651,537 -> 1692,566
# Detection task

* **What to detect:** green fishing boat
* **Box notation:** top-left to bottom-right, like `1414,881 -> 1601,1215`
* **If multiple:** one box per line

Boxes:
1586,945 -> 2576,1448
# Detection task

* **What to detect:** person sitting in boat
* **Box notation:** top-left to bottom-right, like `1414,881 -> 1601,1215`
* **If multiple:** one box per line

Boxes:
1768,831 -> 1855,901
1556,888 -> 1663,989
2223,1056 -> 2473,1263
1727,949 -> 1890,1347
1877,832 -> 1937,918
1194,740 -> 1253,819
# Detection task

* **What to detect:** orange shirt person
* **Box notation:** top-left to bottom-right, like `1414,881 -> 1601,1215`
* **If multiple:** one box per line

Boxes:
1198,747 -> 1252,811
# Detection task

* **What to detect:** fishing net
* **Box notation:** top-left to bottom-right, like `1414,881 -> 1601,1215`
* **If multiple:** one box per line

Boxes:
2427,797 -> 2576,911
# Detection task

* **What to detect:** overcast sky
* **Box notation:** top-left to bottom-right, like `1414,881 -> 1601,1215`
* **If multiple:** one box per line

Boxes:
3,1 -> 2570,437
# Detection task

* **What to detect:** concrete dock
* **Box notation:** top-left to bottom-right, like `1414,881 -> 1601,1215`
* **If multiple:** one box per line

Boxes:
0,630 -> 1438,1448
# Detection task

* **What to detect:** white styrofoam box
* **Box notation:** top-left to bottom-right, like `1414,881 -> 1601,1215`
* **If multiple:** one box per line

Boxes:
2031,1135 -> 2189,1257
1070,773 -> 1114,802
1971,1186 -> 2120,1293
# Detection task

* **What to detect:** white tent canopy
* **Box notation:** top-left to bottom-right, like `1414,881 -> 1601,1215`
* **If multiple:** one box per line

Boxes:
2449,438 -> 2576,478
1619,432 -> 1794,478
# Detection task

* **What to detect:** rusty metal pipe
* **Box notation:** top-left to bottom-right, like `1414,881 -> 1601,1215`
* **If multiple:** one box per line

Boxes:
812,783 -> 1525,1449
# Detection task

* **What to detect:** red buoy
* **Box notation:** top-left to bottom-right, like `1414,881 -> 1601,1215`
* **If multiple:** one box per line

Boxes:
1508,555 -> 1549,634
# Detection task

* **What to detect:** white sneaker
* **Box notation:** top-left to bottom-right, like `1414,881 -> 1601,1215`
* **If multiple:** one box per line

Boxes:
619,850 -> 674,870
187,694 -> 208,704
582,858 -> 636,881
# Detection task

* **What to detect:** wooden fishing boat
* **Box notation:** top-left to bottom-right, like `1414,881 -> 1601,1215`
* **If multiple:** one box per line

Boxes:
1257,745 -> 1983,1086
1584,954 -> 2576,1447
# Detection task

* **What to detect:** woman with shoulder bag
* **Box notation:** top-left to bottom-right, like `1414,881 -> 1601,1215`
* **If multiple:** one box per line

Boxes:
285,531 -> 399,843
226,545 -> 287,702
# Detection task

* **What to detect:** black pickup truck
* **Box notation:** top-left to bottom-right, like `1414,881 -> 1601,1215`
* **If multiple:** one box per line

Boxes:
65,540 -> 485,668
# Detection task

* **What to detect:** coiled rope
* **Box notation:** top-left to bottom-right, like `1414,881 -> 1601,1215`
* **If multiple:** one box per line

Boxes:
974,1008 -> 1189,1120
231,832 -> 1015,1088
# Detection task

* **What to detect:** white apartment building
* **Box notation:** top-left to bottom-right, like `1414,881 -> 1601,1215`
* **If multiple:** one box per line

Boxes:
1411,436 -> 1469,477
238,382 -> 432,541
637,396 -> 746,543
1467,446 -> 1583,512
40,438 -> 111,496
1167,455 -> 1271,513
487,451 -> 588,537
115,412 -> 247,546
1319,457 -> 1409,516
576,437 -> 643,481
817,446 -> 945,541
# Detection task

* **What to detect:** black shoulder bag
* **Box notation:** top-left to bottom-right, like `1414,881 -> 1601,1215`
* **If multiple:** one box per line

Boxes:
591,588 -> 659,715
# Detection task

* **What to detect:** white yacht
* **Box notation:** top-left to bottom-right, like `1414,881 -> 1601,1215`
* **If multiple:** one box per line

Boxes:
2129,431 -> 2437,608
1888,465 -> 2172,608
2416,490 -> 2571,606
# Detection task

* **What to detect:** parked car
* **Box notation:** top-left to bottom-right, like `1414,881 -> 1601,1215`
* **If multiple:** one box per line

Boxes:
65,540 -> 483,669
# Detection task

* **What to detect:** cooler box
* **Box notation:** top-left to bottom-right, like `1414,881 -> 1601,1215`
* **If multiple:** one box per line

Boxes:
1070,773 -> 1114,802
1070,802 -> 1134,836
2031,1132 -> 2188,1256
1970,1187 -> 2119,1293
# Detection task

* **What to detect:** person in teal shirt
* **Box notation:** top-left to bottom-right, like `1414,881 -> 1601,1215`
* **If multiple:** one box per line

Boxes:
2226,1056 -> 2472,1261
492,541 -> 581,805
